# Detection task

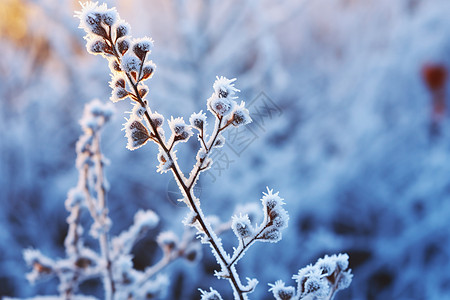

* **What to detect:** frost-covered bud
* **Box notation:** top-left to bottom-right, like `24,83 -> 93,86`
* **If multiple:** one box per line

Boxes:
132,37 -> 154,61
261,188 -> 284,212
115,22 -> 130,39
269,207 -> 289,230
189,111 -> 207,131
117,37 -> 131,55
169,117 -> 193,143
200,288 -> 223,300
317,255 -> 337,275
293,264 -> 316,292
157,231 -> 178,253
141,61 -> 156,80
138,85 -> 149,98
86,38 -> 108,55
303,269 -> 329,298
100,8 -> 118,26
79,99 -> 114,132
183,243 -> 202,263
87,99 -> 115,121
23,249 -> 54,278
109,58 -> 122,72
110,75 -> 126,89
334,253 -> 350,271
121,52 -> 141,73
336,270 -> 353,291
207,94 -> 233,117
183,211 -> 198,226
65,187 -> 84,210
213,134 -> 225,148
130,103 -> 145,119
196,148 -> 207,162
111,87 -> 129,103
259,227 -> 281,243
77,6 -> 107,38
231,214 -> 253,239
268,280 -> 296,300
151,112 -> 164,127
157,149 -> 173,173
231,101 -> 252,127
123,117 -> 151,150
134,210 -> 159,231
213,76 -> 240,98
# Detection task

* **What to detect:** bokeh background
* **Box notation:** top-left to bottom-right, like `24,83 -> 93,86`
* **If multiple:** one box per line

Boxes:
1,0 -> 450,299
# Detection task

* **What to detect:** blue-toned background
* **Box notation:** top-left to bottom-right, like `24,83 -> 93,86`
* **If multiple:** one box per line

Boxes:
1,0 -> 450,299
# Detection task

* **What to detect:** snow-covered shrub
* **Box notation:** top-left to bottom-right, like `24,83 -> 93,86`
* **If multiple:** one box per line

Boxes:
12,1 -> 360,299
18,99 -> 203,299
10,2 -> 351,299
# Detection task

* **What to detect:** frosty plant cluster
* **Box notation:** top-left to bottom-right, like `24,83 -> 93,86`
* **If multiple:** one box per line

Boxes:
20,2 -> 351,300
22,99 -> 203,300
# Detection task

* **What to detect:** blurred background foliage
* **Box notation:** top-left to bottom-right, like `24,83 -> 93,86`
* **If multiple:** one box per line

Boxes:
1,0 -> 450,299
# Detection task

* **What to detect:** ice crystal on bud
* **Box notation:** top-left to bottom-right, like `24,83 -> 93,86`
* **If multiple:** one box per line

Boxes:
141,61 -> 156,80
23,249 -> 55,281
207,94 -> 233,117
100,8 -> 117,26
111,87 -> 129,103
231,214 -> 253,239
130,103 -> 145,119
268,280 -> 296,300
86,37 -> 108,55
182,211 -> 198,226
76,2 -> 109,38
304,268 -> 329,297
151,111 -> 164,127
261,188 -> 285,211
134,209 -> 159,230
259,227 -> 282,243
168,117 -> 193,143
231,101 -> 252,126
199,287 -> 223,300
157,149 -> 173,173
213,134 -> 225,148
79,99 -> 114,132
213,76 -> 239,98
117,37 -> 131,55
110,74 -> 126,89
157,231 -> 179,252
108,58 -> 121,72
115,21 -> 130,38
196,148 -> 207,161
123,116 -> 151,150
190,110 -> 207,131
121,52 -> 141,73
132,37 -> 154,60
138,84 -> 149,98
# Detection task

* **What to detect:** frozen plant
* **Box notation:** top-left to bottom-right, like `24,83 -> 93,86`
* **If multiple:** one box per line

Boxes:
74,1 -> 352,299
269,254 -> 353,300
21,99 -> 201,300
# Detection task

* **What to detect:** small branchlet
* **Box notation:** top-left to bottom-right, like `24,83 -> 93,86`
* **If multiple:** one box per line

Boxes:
269,254 -> 353,300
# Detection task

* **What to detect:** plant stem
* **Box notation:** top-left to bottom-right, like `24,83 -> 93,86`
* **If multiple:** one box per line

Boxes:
93,132 -> 116,300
